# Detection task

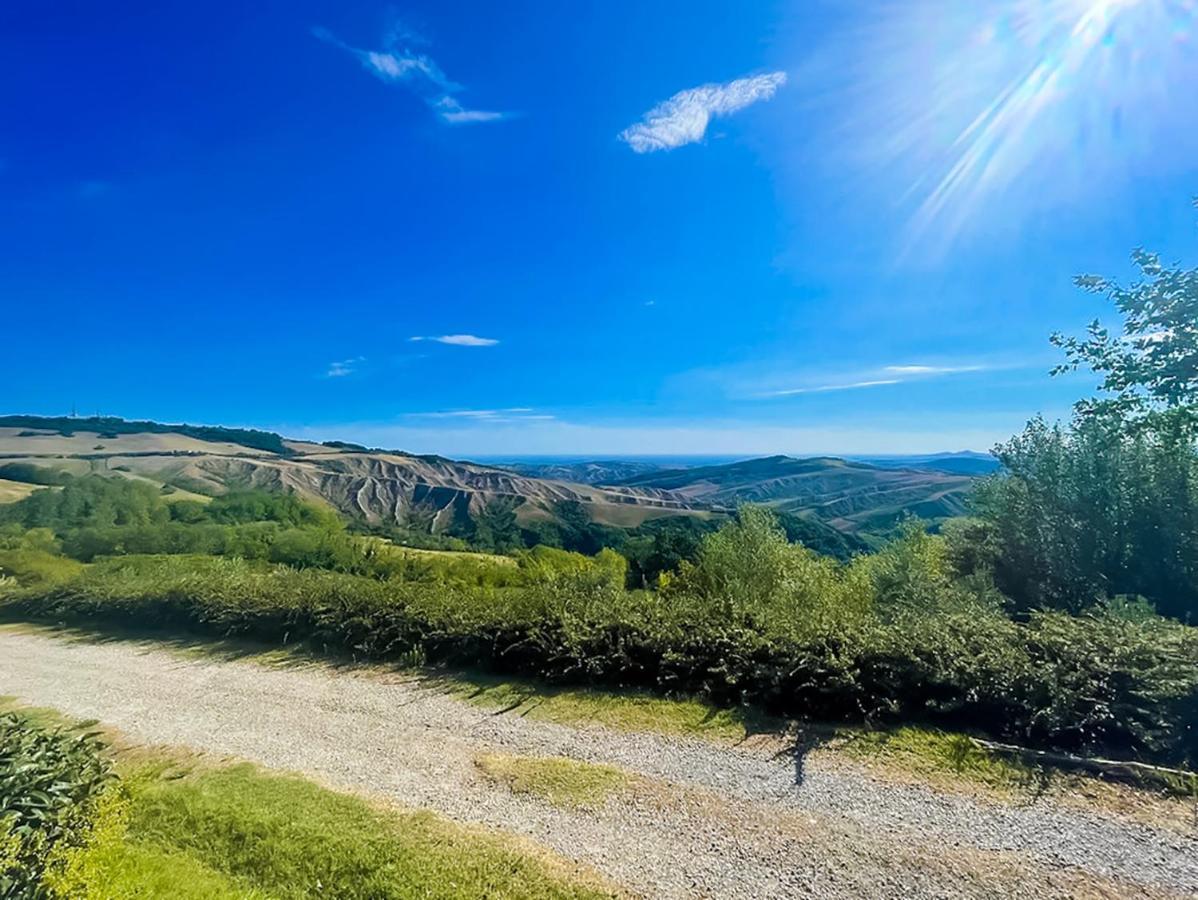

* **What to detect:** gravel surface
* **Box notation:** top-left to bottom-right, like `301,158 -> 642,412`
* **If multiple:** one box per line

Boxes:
1,628 -> 1195,899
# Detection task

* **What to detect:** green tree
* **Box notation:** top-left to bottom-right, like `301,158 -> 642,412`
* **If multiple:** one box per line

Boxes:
976,215 -> 1198,620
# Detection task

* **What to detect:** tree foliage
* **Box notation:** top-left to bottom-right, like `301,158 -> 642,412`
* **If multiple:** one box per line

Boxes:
975,223 -> 1198,622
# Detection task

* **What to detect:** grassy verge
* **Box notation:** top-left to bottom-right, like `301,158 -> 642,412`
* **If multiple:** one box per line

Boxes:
0,702 -> 619,899
113,761 -> 615,899
441,672 -> 778,744
832,724 -> 1198,830
475,754 -> 633,810
836,726 -> 1046,794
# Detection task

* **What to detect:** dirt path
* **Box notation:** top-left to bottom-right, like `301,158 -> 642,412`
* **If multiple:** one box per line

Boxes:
1,628 -> 1194,899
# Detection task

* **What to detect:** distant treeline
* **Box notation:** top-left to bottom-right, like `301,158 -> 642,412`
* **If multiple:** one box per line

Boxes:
0,415 -> 291,456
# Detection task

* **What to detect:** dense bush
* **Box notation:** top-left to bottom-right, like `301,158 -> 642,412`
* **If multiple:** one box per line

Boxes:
971,413 -> 1198,620
0,712 -> 116,896
0,465 -> 72,487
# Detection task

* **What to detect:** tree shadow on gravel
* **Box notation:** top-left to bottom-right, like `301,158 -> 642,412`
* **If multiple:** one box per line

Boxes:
773,723 -> 839,787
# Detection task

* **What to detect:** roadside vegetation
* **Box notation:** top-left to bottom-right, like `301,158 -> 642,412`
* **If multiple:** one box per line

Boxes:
475,754 -> 633,809
2,238 -> 1198,774
0,705 -> 615,899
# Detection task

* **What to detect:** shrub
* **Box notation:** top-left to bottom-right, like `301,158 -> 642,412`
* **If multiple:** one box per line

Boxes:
0,712 -> 116,895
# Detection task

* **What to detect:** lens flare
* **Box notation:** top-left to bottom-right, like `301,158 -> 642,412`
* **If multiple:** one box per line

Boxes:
840,0 -> 1198,252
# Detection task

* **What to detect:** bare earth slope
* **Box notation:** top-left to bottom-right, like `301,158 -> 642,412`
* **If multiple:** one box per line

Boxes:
0,426 -> 696,530
1,629 -> 1193,899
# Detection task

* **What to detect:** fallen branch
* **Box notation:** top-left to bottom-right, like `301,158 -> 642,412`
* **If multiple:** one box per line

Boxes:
970,737 -> 1197,785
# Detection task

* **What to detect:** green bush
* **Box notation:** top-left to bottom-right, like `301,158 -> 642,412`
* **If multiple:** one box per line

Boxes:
0,465 -> 72,487
4,519 -> 1195,764
0,712 -> 116,896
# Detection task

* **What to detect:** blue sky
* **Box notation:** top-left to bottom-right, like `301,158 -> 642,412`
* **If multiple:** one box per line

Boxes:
3,0 -> 1196,456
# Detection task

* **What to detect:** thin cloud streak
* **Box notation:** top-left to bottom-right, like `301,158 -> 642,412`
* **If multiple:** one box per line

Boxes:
324,356 -> 365,378
620,72 -> 787,153
405,408 -> 552,423
756,361 -> 995,398
313,25 -> 508,125
883,364 -> 988,375
763,379 -> 901,397
408,334 -> 499,347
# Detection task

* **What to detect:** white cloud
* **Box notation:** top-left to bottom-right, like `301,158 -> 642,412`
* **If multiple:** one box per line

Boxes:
409,334 -> 499,347
314,25 -> 508,126
620,72 -> 787,153
406,408 -> 552,423
325,356 -> 365,378
763,379 -> 901,397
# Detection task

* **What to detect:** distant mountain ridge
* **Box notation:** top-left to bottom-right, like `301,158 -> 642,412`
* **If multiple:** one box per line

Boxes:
0,416 -> 991,544
614,454 -> 977,543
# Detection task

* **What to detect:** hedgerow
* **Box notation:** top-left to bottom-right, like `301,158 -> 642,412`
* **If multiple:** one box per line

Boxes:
4,517 -> 1195,766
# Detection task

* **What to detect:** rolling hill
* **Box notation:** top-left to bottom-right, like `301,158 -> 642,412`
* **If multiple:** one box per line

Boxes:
0,417 -> 700,533
0,417 -> 989,546
614,455 -> 976,542
852,451 -> 1001,477
492,459 -> 669,485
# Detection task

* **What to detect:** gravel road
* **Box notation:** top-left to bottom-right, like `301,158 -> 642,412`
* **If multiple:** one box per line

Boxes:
1,628 -> 1194,899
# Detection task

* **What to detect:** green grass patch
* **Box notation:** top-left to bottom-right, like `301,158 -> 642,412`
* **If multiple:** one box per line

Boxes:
442,672 -> 776,743
2,700 -> 617,898
838,726 -> 1044,793
0,549 -> 85,589
475,753 -> 632,810
113,760 -> 613,899
0,478 -> 43,504
52,832 -> 266,899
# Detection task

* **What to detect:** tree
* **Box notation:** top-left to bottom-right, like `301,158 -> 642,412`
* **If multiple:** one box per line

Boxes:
1053,203 -> 1198,428
975,211 -> 1198,620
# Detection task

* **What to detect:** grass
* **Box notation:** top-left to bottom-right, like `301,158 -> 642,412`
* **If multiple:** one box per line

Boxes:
441,672 -> 777,744
0,478 -> 43,504
1,697 -> 619,899
371,539 -> 518,567
0,549 -> 87,588
475,753 -> 633,809
57,838 -> 266,899
836,726 -> 1047,794
111,761 -> 615,899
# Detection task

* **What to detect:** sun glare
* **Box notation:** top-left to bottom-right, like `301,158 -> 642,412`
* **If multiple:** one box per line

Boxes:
846,0 -> 1197,251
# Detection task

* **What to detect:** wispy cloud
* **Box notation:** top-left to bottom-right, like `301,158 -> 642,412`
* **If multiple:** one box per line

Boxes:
758,362 -> 994,397
406,408 -> 552,423
763,379 -> 902,397
313,24 -> 508,125
883,364 -> 987,376
409,334 -> 499,347
620,72 -> 787,153
325,356 -> 365,378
